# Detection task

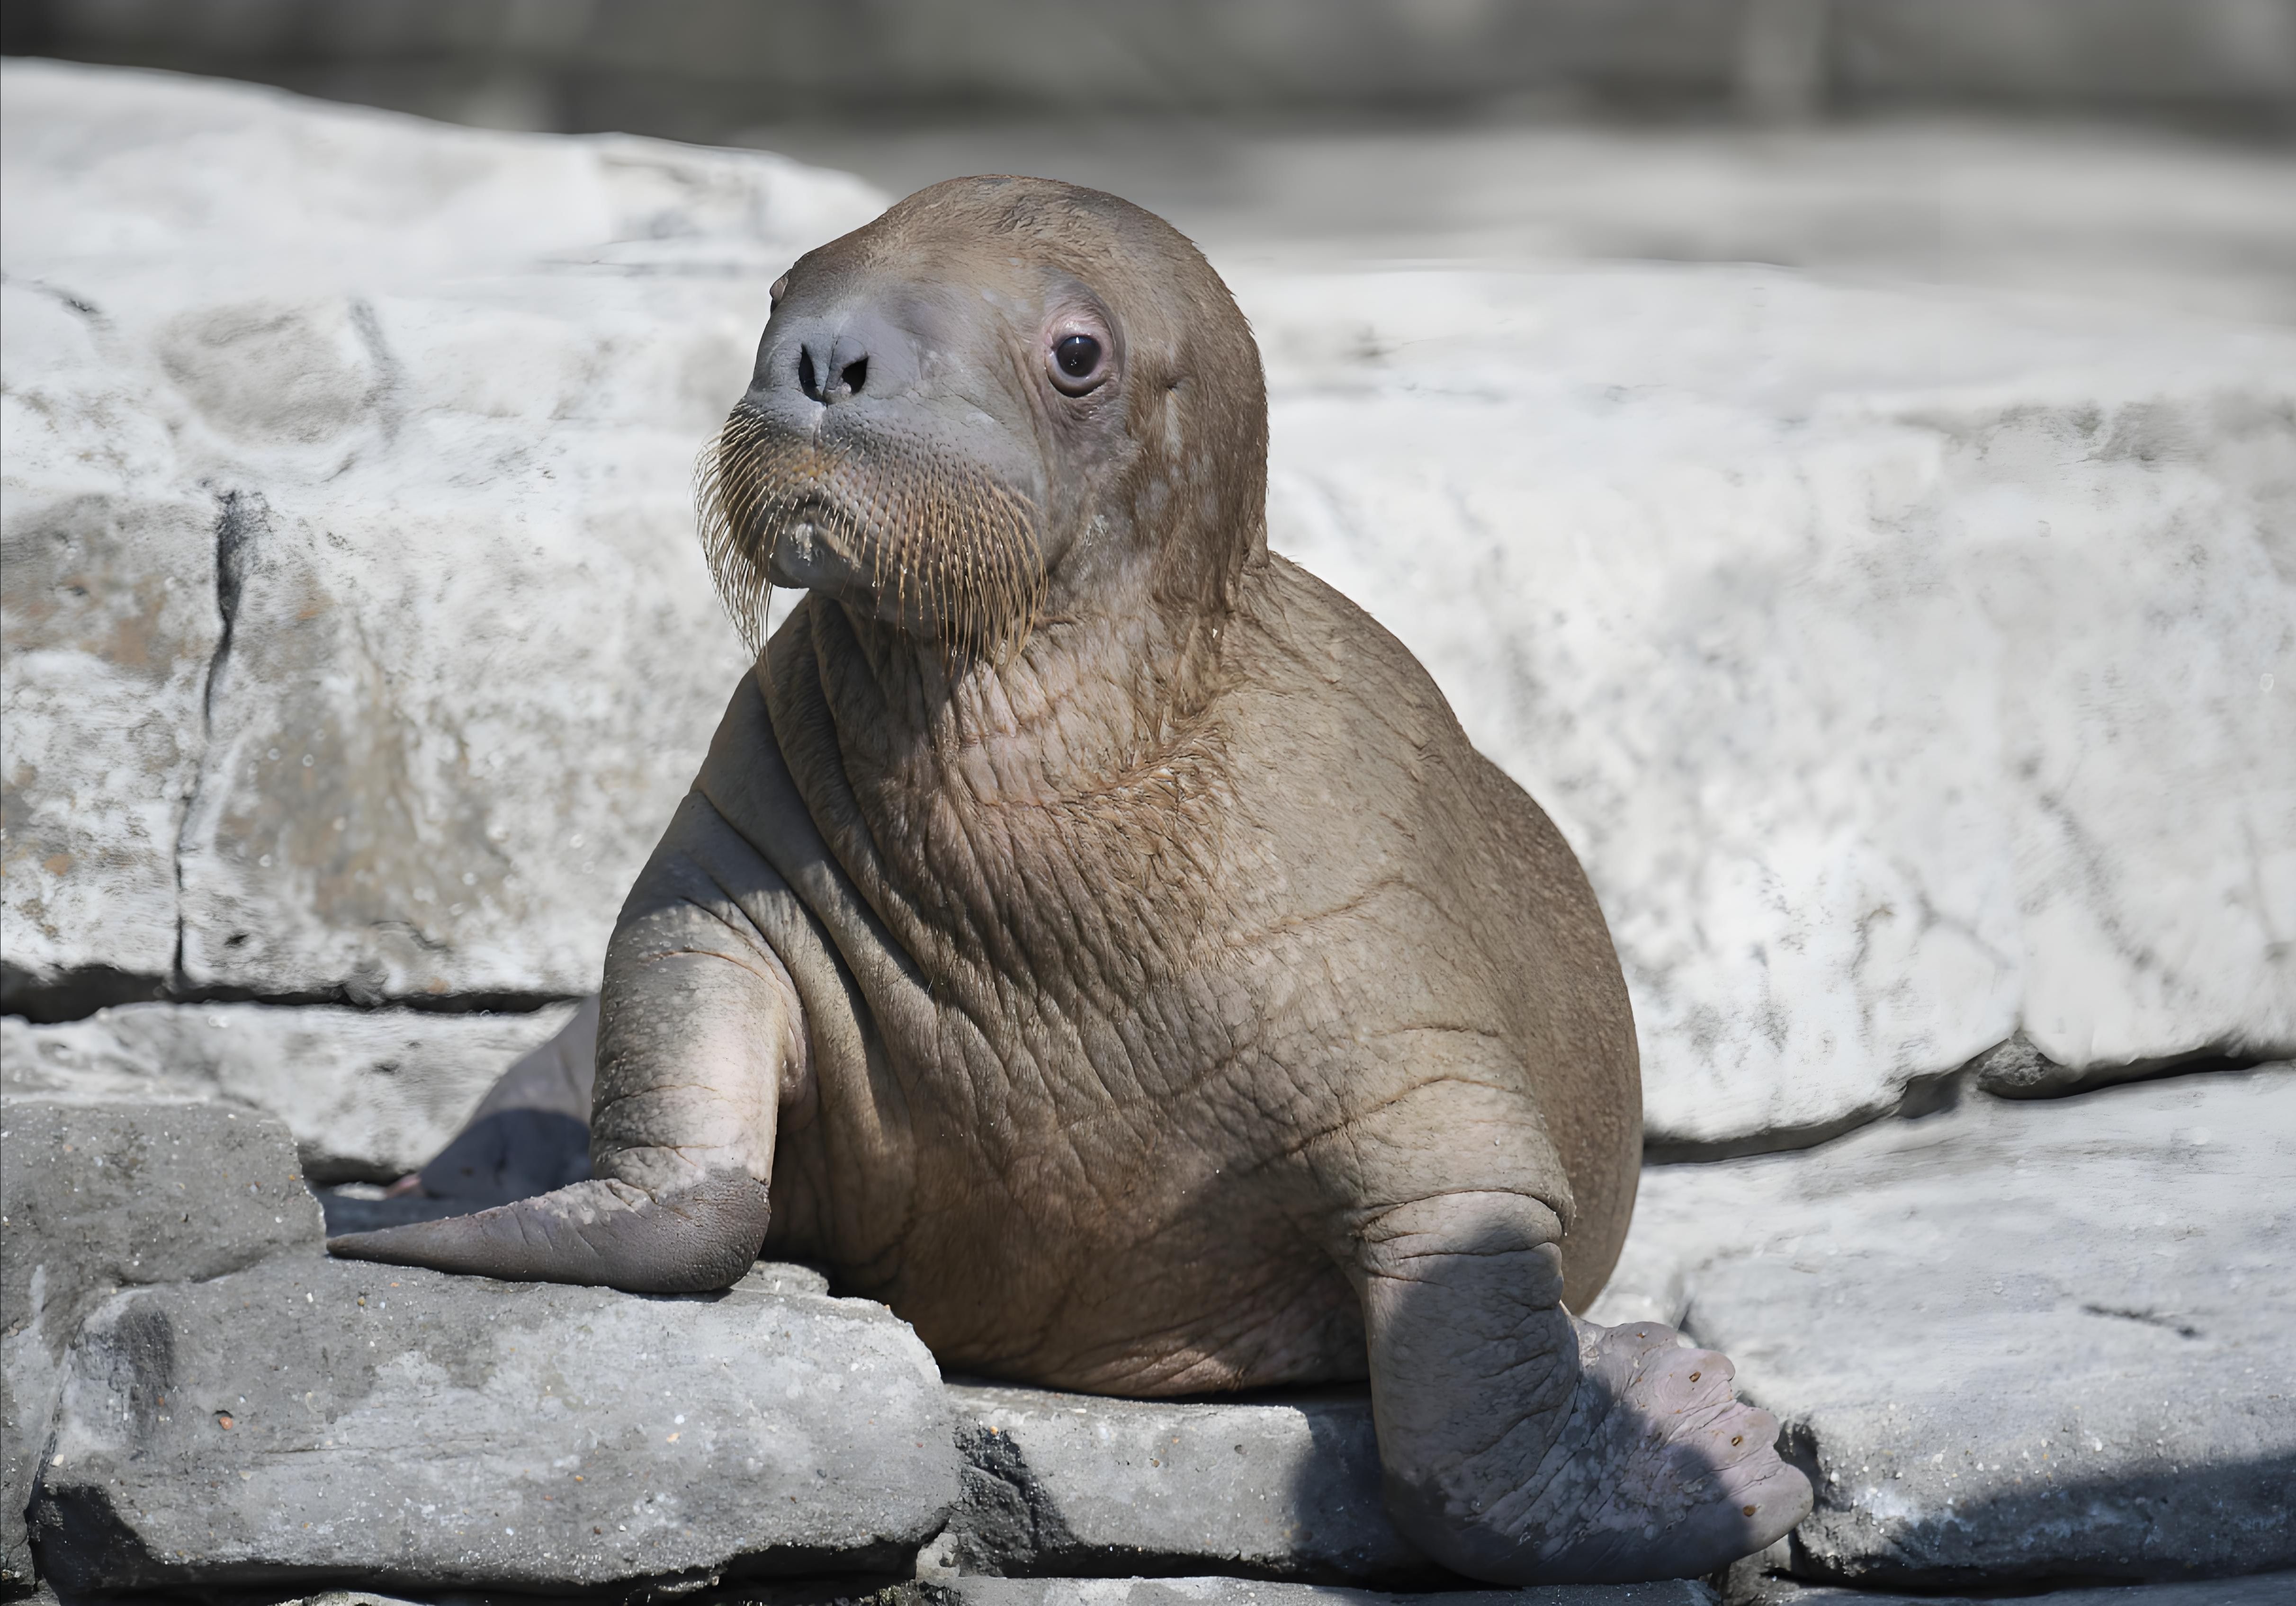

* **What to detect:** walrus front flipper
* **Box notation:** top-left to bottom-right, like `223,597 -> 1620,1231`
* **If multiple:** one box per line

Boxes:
332,789 -> 804,1294
328,1170 -> 770,1294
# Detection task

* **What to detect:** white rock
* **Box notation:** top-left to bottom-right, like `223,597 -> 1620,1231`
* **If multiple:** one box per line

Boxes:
1585,1068 -> 2296,1586
0,1001 -> 577,1180
1245,266 -> 2296,1145
0,60 -> 886,1001
6,61 -> 2291,1154
0,278 -> 218,985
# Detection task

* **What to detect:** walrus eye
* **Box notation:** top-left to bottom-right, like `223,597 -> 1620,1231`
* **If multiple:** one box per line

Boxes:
1056,335 -> 1100,376
1049,332 -> 1106,395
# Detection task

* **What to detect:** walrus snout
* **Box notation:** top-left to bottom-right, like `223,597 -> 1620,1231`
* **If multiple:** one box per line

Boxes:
699,271 -> 1049,662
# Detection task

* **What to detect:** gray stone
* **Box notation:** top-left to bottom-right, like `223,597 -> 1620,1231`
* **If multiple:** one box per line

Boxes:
28,1258 -> 956,1595
274,1588 -> 939,1606
937,1383 -> 1428,1586
938,1578 -> 1717,1605
0,1096 -> 319,1595
1,1000 -> 579,1182
404,994 -> 597,1203
1962,1032 -> 2077,1098
1586,1067 -> 2296,1588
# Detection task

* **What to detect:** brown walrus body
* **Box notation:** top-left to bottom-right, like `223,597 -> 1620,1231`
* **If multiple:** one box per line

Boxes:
333,176 -> 1810,1582
700,555 -> 1637,1392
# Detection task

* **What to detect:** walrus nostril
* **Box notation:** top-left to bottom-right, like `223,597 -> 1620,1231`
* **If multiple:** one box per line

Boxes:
797,343 -> 867,404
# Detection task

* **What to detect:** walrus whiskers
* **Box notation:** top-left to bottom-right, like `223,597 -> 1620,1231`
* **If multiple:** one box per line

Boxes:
697,406 -> 1043,669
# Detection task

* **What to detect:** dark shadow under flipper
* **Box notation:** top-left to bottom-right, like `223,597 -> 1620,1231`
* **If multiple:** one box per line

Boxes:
317,1189 -> 490,1236
417,1107 -> 595,1205
323,1001 -> 601,1235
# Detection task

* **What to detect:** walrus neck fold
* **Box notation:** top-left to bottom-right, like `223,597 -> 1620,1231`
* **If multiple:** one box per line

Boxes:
764,579 -> 1235,992
814,556 -> 1232,799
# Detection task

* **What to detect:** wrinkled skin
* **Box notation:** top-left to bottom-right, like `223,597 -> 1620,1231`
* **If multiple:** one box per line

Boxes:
332,177 -> 1812,1583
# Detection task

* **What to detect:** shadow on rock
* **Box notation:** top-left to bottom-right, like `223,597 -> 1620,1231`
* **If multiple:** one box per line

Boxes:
315,998 -> 598,1233
316,1108 -> 593,1233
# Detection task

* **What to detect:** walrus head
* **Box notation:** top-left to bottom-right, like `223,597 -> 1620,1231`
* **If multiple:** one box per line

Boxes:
697,176 -> 1268,669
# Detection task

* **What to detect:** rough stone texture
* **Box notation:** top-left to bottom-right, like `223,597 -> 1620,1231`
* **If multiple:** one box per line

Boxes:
0,1000 -> 576,1181
0,59 -> 884,1006
1585,1066 -> 2296,1588
939,1579 -> 1716,1605
0,479 -> 217,997
937,1383 -> 1426,1586
1245,265 -> 2296,1149
0,1096 -> 319,1595
28,1258 -> 955,1595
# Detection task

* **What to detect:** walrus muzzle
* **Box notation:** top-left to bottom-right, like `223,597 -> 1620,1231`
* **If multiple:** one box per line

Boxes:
696,404 -> 1044,665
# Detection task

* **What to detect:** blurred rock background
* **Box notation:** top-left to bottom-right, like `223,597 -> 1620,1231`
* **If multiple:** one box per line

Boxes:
11,0 -> 2296,127
10,0 -> 2296,320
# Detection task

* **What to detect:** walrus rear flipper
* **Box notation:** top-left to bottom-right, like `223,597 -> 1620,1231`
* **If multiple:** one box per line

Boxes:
328,1170 -> 769,1295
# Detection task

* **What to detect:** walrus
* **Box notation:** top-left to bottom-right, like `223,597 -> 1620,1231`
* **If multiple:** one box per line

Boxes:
330,176 -> 1812,1584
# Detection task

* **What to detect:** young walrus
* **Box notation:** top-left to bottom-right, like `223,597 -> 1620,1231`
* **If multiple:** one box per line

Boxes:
331,176 -> 1812,1583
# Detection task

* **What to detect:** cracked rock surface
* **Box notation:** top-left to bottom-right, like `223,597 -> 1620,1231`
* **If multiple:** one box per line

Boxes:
0,58 -> 885,1009
0,1096 -> 319,1594
937,1383 -> 1424,1586
261,1583 -> 1721,1605
937,1581 -> 1719,1605
1752,1575 -> 2296,1606
1588,1067 -> 2296,1589
29,1260 -> 954,1596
